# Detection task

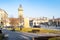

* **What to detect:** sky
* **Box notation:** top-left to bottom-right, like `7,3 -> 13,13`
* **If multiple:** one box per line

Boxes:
0,0 -> 60,18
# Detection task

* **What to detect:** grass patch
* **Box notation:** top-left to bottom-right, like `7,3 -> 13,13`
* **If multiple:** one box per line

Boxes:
40,28 -> 60,34
15,27 -> 60,34
21,28 -> 32,32
49,37 -> 60,40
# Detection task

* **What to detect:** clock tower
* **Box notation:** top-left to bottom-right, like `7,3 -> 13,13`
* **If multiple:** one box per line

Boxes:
18,4 -> 24,24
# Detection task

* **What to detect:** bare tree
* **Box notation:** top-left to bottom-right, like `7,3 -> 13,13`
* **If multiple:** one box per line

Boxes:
9,18 -> 19,30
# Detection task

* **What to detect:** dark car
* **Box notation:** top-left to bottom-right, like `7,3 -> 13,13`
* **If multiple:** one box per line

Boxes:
33,25 -> 41,28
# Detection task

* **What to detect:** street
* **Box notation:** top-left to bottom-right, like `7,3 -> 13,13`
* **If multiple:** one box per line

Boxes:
2,29 -> 60,40
2,29 -> 31,40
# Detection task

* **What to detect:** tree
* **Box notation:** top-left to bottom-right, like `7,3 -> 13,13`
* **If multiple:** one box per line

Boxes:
9,18 -> 19,30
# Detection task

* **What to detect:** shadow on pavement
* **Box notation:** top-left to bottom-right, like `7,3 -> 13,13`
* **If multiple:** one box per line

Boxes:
34,36 -> 60,40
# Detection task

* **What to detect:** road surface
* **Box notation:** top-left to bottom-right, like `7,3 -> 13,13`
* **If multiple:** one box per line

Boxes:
2,29 -> 32,40
2,29 -> 60,40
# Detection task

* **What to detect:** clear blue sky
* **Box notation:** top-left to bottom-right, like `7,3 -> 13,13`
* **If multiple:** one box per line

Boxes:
0,0 -> 60,18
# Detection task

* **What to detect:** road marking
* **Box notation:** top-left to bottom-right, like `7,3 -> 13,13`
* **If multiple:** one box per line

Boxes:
20,35 -> 30,40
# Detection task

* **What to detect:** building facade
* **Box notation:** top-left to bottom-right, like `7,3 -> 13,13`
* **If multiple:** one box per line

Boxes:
29,17 -> 49,27
0,8 -> 9,26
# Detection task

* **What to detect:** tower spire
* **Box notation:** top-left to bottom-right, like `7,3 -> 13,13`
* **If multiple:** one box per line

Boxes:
19,4 -> 22,8
18,4 -> 23,11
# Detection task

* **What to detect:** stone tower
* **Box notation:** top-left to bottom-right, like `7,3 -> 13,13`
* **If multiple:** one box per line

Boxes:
18,4 -> 23,17
18,4 -> 23,23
